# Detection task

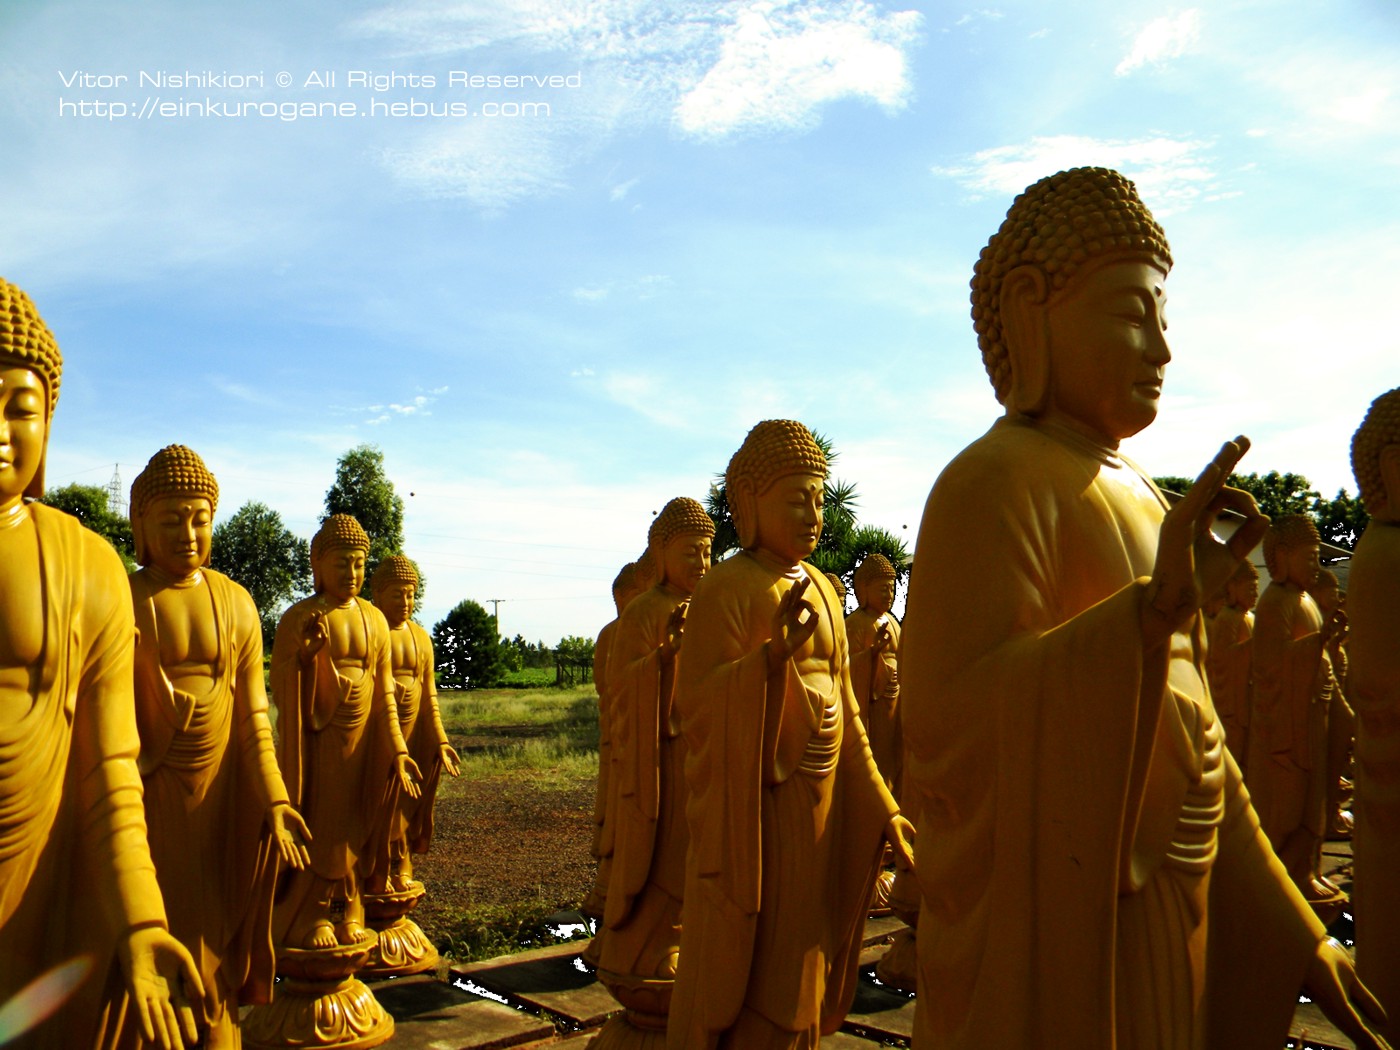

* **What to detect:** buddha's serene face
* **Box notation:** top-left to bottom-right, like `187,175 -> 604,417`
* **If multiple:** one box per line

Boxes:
753,472 -> 823,566
319,546 -> 367,603
859,577 -> 896,616
1228,574 -> 1259,611
377,581 -> 415,627
662,532 -> 711,595
142,495 -> 213,577
1310,580 -> 1339,618
0,365 -> 46,511
1044,257 -> 1170,444
1283,543 -> 1321,590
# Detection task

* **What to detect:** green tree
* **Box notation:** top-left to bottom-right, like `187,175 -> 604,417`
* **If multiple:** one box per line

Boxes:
41,482 -> 135,569
1153,471 -> 1368,553
322,444 -> 420,598
433,600 -> 505,690
210,501 -> 312,647
1314,488 -> 1370,551
705,431 -> 908,588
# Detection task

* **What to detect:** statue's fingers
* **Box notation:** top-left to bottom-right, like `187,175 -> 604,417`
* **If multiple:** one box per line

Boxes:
1352,974 -> 1389,1027
177,998 -> 200,1047
134,993 -> 157,1045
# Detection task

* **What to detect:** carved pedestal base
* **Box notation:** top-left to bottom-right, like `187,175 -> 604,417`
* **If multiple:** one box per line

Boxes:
868,868 -> 896,917
243,940 -> 394,1050
363,884 -> 439,976
590,971 -> 671,1050
874,927 -> 918,994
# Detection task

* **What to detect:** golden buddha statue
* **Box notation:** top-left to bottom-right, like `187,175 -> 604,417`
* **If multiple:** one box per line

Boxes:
1348,386 -> 1400,1044
823,571 -> 847,609
1206,558 -> 1258,772
363,554 -> 458,974
244,513 -> 419,1048
899,168 -> 1389,1049
845,554 -> 902,795
127,444 -> 312,1047
667,420 -> 913,1050
1251,515 -> 1342,903
0,277 -> 205,1049
1309,567 -> 1356,837
596,498 -> 714,1043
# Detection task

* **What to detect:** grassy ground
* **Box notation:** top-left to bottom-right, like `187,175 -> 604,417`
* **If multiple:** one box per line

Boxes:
415,683 -> 600,961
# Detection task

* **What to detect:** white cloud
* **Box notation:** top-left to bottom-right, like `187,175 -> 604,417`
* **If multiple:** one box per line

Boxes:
356,0 -> 923,198
570,275 -> 672,303
932,134 -> 1221,215
610,177 -> 641,201
674,2 -> 922,139
1115,10 -> 1202,77
361,389 -> 443,425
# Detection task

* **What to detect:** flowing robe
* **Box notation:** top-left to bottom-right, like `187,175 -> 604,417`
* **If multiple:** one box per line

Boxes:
128,567 -> 287,1042
667,553 -> 896,1050
599,584 -> 689,981
1347,520 -> 1400,1043
270,595 -> 404,944
1249,582 -> 1331,882
369,619 -> 447,888
0,504 -> 169,1048
901,418 -> 1323,1050
1206,604 -> 1253,774
583,617 -> 620,918
845,608 -> 902,795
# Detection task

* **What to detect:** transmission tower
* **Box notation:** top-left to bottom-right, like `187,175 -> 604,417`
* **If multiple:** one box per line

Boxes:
104,464 -> 127,518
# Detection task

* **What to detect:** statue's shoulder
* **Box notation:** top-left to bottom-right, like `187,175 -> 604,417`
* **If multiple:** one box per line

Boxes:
407,619 -> 433,649
358,596 -> 392,638
31,500 -> 130,594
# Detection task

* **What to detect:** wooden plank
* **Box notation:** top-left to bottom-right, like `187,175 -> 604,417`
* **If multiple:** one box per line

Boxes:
366,975 -> 555,1050
450,946 -> 622,1030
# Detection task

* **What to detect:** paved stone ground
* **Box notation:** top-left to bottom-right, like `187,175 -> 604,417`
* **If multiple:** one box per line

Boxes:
362,841 -> 1361,1048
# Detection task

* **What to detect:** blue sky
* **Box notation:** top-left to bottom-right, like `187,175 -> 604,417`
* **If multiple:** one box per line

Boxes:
3,0 -> 1397,642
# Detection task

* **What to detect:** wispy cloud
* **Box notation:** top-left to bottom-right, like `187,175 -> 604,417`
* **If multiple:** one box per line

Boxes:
932,135 -> 1220,215
357,0 -> 923,199
570,274 -> 673,303
363,389 -> 445,425
610,177 -> 641,201
1115,10 -> 1202,77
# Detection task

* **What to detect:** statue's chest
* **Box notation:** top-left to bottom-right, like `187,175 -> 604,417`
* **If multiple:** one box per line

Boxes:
326,606 -> 371,665
149,585 -> 221,668
388,627 -> 418,678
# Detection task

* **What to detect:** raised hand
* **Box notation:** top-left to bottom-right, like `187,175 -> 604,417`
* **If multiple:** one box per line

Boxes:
661,600 -> 689,659
768,575 -> 819,673
1144,437 -> 1268,645
298,610 -> 328,666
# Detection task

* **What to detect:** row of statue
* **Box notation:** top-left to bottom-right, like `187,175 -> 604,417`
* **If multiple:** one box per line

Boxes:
3,161 -> 1398,1050
0,281 -> 459,1047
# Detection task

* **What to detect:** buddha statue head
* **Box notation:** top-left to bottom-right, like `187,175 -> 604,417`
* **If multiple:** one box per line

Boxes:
0,277 -> 63,507
853,554 -> 897,616
611,562 -> 640,616
648,497 -> 715,597
1225,559 -> 1260,612
825,572 -> 848,607
371,554 -> 419,628
129,444 -> 220,577
726,419 -> 829,565
1351,386 -> 1400,524
972,167 -> 1173,445
311,513 -> 371,603
1264,515 -> 1322,591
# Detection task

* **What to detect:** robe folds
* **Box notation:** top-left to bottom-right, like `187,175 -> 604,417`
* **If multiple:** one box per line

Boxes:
599,584 -> 689,979
667,553 -> 897,1050
270,594 -> 404,943
385,620 -> 447,861
129,567 -> 287,1028
0,504 -> 169,1048
1346,520 -> 1400,1043
1205,605 -> 1253,772
845,608 -> 902,796
901,417 -> 1324,1050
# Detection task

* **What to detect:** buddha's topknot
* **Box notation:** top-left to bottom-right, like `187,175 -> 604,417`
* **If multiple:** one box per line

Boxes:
371,554 -> 419,593
649,497 -> 715,551
971,167 -> 1172,403
130,445 -> 219,518
726,420 -> 828,496
1351,387 -> 1400,514
853,554 -> 897,590
312,513 -> 371,559
1263,514 -> 1320,578
0,277 -> 62,419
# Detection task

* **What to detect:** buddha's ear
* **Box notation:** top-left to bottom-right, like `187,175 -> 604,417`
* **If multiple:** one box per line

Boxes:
999,264 -> 1051,417
131,514 -> 148,567
1379,444 -> 1400,520
731,480 -> 757,549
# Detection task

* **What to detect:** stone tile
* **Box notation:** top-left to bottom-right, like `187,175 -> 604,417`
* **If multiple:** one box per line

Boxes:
366,974 -> 554,1049
451,942 -> 622,1030
861,914 -> 907,947
1290,1000 -> 1356,1050
842,968 -> 914,1044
